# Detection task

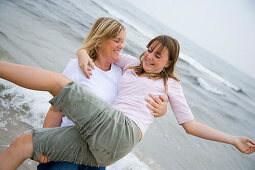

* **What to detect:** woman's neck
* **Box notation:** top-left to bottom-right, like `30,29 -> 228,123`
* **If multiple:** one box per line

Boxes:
94,58 -> 111,71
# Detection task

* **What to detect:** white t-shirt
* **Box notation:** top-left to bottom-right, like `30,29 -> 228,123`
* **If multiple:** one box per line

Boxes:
60,59 -> 122,127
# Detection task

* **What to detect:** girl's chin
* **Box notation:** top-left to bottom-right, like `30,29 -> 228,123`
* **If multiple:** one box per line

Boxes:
143,68 -> 151,73
143,68 -> 161,74
114,57 -> 119,62
113,56 -> 119,62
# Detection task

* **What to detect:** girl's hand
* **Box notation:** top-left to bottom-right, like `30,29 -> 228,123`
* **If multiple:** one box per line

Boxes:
145,94 -> 167,118
37,153 -> 51,163
77,49 -> 94,79
233,136 -> 255,154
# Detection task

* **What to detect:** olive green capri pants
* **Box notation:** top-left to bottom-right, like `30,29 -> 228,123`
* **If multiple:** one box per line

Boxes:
32,82 -> 140,167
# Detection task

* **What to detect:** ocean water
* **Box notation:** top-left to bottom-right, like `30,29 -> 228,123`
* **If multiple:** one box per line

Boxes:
0,0 -> 255,169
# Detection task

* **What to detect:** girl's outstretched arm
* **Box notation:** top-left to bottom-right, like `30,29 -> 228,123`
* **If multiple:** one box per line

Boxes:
0,61 -> 71,96
182,120 -> 255,154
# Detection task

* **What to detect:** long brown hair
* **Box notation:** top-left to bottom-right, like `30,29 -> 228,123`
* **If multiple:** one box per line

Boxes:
129,35 -> 180,94
78,17 -> 126,61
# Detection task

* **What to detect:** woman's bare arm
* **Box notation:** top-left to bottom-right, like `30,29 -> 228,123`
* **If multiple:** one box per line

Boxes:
43,106 -> 64,128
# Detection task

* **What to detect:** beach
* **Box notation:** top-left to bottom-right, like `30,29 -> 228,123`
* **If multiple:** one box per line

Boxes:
0,0 -> 255,169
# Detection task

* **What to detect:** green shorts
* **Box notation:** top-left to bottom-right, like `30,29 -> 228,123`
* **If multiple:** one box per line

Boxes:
32,82 -> 140,167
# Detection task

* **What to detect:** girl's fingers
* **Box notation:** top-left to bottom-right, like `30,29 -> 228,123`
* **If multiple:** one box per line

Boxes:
81,66 -> 92,79
88,60 -> 95,70
247,138 -> 255,145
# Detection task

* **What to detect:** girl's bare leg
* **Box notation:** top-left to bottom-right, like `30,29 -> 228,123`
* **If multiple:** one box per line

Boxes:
0,61 -> 71,96
0,133 -> 33,170
0,61 -> 71,168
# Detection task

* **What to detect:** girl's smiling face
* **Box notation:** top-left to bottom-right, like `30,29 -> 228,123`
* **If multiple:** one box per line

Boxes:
142,41 -> 171,74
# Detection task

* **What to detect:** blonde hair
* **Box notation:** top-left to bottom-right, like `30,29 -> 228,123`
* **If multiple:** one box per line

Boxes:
128,35 -> 180,94
78,17 -> 126,61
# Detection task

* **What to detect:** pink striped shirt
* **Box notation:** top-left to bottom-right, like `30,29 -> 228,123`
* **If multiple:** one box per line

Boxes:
113,54 -> 194,136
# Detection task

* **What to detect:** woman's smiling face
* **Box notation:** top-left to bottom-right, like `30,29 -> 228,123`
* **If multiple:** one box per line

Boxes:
97,30 -> 125,63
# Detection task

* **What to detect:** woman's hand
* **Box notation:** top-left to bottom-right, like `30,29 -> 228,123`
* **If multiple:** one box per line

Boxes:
232,136 -> 255,154
37,153 -> 51,163
77,49 -> 94,79
145,94 -> 167,118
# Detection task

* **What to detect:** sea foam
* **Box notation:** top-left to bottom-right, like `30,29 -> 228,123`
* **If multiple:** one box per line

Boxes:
179,53 -> 241,92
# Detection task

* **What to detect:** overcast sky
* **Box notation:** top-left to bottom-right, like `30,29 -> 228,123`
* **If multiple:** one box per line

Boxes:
129,0 -> 255,79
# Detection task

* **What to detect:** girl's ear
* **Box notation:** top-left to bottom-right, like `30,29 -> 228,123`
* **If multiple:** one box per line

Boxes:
165,60 -> 172,67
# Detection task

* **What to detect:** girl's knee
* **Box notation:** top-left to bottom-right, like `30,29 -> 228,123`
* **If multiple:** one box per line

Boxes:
58,74 -> 72,91
51,73 -> 71,96
10,133 -> 33,158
